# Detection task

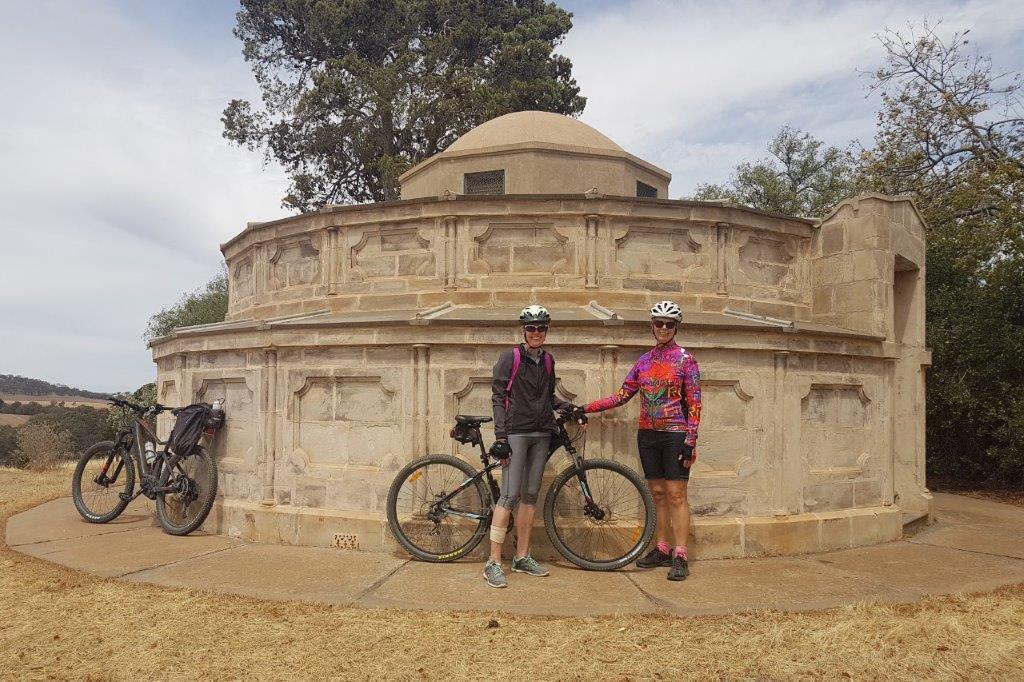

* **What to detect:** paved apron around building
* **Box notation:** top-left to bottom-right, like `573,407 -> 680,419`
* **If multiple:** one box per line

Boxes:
7,493 -> 1024,617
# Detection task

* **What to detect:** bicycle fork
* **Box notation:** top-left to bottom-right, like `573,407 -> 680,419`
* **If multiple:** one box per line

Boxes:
563,448 -> 606,522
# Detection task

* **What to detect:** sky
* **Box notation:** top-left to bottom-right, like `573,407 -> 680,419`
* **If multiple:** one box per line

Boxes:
1,0 -> 1022,393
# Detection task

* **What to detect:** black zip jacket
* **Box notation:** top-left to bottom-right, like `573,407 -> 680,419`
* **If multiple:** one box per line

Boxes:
491,345 -> 573,440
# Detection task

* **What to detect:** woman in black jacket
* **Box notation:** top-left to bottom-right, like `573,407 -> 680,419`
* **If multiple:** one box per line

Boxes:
484,305 -> 575,588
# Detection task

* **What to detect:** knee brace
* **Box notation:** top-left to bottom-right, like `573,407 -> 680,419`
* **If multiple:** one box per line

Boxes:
489,524 -> 507,544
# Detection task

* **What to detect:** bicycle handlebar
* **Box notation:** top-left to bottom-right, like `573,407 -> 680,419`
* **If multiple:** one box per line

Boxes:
107,397 -> 173,415
556,408 -> 588,426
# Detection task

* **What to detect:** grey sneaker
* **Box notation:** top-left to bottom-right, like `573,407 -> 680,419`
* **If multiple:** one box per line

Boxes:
511,555 -> 550,577
484,559 -> 507,588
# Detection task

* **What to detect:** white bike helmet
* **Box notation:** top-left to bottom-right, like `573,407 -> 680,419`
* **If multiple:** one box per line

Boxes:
649,300 -> 683,322
519,304 -> 551,324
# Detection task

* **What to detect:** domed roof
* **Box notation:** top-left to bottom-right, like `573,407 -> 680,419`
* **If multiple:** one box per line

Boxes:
445,111 -> 624,154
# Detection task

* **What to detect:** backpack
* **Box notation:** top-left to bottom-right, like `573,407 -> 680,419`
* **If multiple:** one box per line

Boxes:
504,346 -> 554,410
168,403 -> 214,457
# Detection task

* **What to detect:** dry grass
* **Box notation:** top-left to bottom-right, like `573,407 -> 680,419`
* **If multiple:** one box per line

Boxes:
2,468 -> 1023,680
0,414 -> 30,427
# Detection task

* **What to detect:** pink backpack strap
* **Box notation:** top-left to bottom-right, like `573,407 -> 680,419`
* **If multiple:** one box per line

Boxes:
544,351 -> 553,375
504,346 -> 522,410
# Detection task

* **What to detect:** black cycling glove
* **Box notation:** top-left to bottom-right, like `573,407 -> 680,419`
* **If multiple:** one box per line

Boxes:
489,440 -> 512,462
679,444 -> 694,465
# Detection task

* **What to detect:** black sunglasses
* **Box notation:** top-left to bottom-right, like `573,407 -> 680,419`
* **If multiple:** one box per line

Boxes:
652,320 -> 677,329
523,324 -> 549,333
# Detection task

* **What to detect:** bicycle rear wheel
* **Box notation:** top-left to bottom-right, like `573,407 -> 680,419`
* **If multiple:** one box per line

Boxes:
544,458 -> 655,571
386,455 -> 490,562
72,441 -> 135,523
155,446 -> 217,536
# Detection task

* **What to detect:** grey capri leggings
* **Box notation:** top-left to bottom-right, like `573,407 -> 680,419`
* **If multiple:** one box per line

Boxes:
497,433 -> 551,509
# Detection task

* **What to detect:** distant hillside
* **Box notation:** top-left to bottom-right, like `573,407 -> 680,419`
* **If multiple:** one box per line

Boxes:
0,374 -> 107,400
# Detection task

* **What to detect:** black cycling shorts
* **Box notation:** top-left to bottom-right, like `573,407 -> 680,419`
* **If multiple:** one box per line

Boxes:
637,429 -> 692,481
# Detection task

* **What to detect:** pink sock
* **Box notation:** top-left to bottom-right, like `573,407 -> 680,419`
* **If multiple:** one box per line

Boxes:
674,546 -> 688,560
657,540 -> 670,554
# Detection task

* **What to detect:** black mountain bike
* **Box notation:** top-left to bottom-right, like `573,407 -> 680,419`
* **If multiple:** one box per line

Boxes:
386,413 -> 656,571
71,397 -> 219,536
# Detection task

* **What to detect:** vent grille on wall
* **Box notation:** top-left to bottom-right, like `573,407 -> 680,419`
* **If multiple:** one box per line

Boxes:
464,170 -> 505,195
636,181 -> 658,198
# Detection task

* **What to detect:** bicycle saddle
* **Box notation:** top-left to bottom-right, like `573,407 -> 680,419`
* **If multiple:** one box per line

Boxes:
455,415 -> 493,425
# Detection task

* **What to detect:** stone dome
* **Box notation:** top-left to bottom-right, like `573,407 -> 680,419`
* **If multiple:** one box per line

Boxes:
445,111 -> 624,154
399,110 -> 670,200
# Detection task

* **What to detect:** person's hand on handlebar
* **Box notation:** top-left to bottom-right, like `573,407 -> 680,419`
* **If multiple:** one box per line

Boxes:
558,405 -> 588,427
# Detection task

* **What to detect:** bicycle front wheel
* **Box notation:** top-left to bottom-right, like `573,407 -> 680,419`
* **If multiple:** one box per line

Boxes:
544,458 -> 655,571
386,455 -> 490,562
155,446 -> 218,536
72,440 -> 135,523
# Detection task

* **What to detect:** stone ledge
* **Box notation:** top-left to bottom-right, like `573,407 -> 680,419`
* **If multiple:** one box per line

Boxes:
205,500 -> 904,561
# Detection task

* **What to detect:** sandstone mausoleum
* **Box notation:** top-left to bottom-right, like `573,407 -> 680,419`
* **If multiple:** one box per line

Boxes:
151,111 -> 931,558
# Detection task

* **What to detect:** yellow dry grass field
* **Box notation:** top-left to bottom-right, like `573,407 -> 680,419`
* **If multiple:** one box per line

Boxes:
2,467 -> 1023,680
0,414 -> 30,427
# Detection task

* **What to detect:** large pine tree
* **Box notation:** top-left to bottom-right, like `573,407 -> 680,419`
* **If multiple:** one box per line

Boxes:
223,0 -> 586,211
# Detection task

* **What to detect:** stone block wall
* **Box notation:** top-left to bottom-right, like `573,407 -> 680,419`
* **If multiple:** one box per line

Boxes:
220,196 -> 816,325
151,192 -> 930,557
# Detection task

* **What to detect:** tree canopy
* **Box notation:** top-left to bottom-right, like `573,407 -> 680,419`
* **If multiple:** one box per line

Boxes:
692,22 -> 1024,487
860,23 -> 1024,487
144,268 -> 229,343
692,126 -> 857,218
223,0 -> 586,211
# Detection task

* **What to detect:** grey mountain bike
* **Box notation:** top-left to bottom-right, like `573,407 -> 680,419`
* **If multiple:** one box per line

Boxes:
386,412 -> 656,571
71,397 -> 219,536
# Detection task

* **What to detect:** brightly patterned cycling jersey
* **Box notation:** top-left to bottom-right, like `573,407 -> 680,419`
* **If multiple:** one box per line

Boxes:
583,340 -> 701,448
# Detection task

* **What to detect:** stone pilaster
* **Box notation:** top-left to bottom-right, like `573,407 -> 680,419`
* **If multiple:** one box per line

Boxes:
597,344 -> 618,457
715,222 -> 729,295
771,351 -> 802,514
261,347 -> 278,506
326,226 -> 340,295
412,344 -> 430,455
443,216 -> 458,290
585,215 -> 600,288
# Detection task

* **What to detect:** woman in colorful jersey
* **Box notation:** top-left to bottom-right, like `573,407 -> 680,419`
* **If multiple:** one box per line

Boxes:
582,300 -> 701,581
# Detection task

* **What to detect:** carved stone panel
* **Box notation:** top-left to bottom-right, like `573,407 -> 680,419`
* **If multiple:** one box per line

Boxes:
691,378 -> 758,482
291,375 -> 400,471
268,238 -> 321,290
614,226 -> 704,278
801,384 -> 872,474
194,375 -> 259,500
736,232 -> 798,288
350,227 -> 435,280
231,255 -> 254,303
470,224 -> 571,274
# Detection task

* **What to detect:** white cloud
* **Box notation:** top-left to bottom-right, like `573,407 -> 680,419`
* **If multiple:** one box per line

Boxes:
0,0 -> 1022,391
561,0 -> 1024,194
0,1 -> 291,391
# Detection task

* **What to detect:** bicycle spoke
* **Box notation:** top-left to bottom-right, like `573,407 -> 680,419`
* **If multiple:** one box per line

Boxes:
550,464 -> 650,565
76,448 -> 130,519
391,458 -> 487,559
161,453 -> 213,529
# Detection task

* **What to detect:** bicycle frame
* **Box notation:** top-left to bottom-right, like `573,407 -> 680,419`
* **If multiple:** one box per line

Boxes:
100,414 -> 180,498
427,419 -> 598,522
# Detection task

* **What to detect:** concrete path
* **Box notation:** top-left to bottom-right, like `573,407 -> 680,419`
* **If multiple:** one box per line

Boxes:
7,494 -> 1024,617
